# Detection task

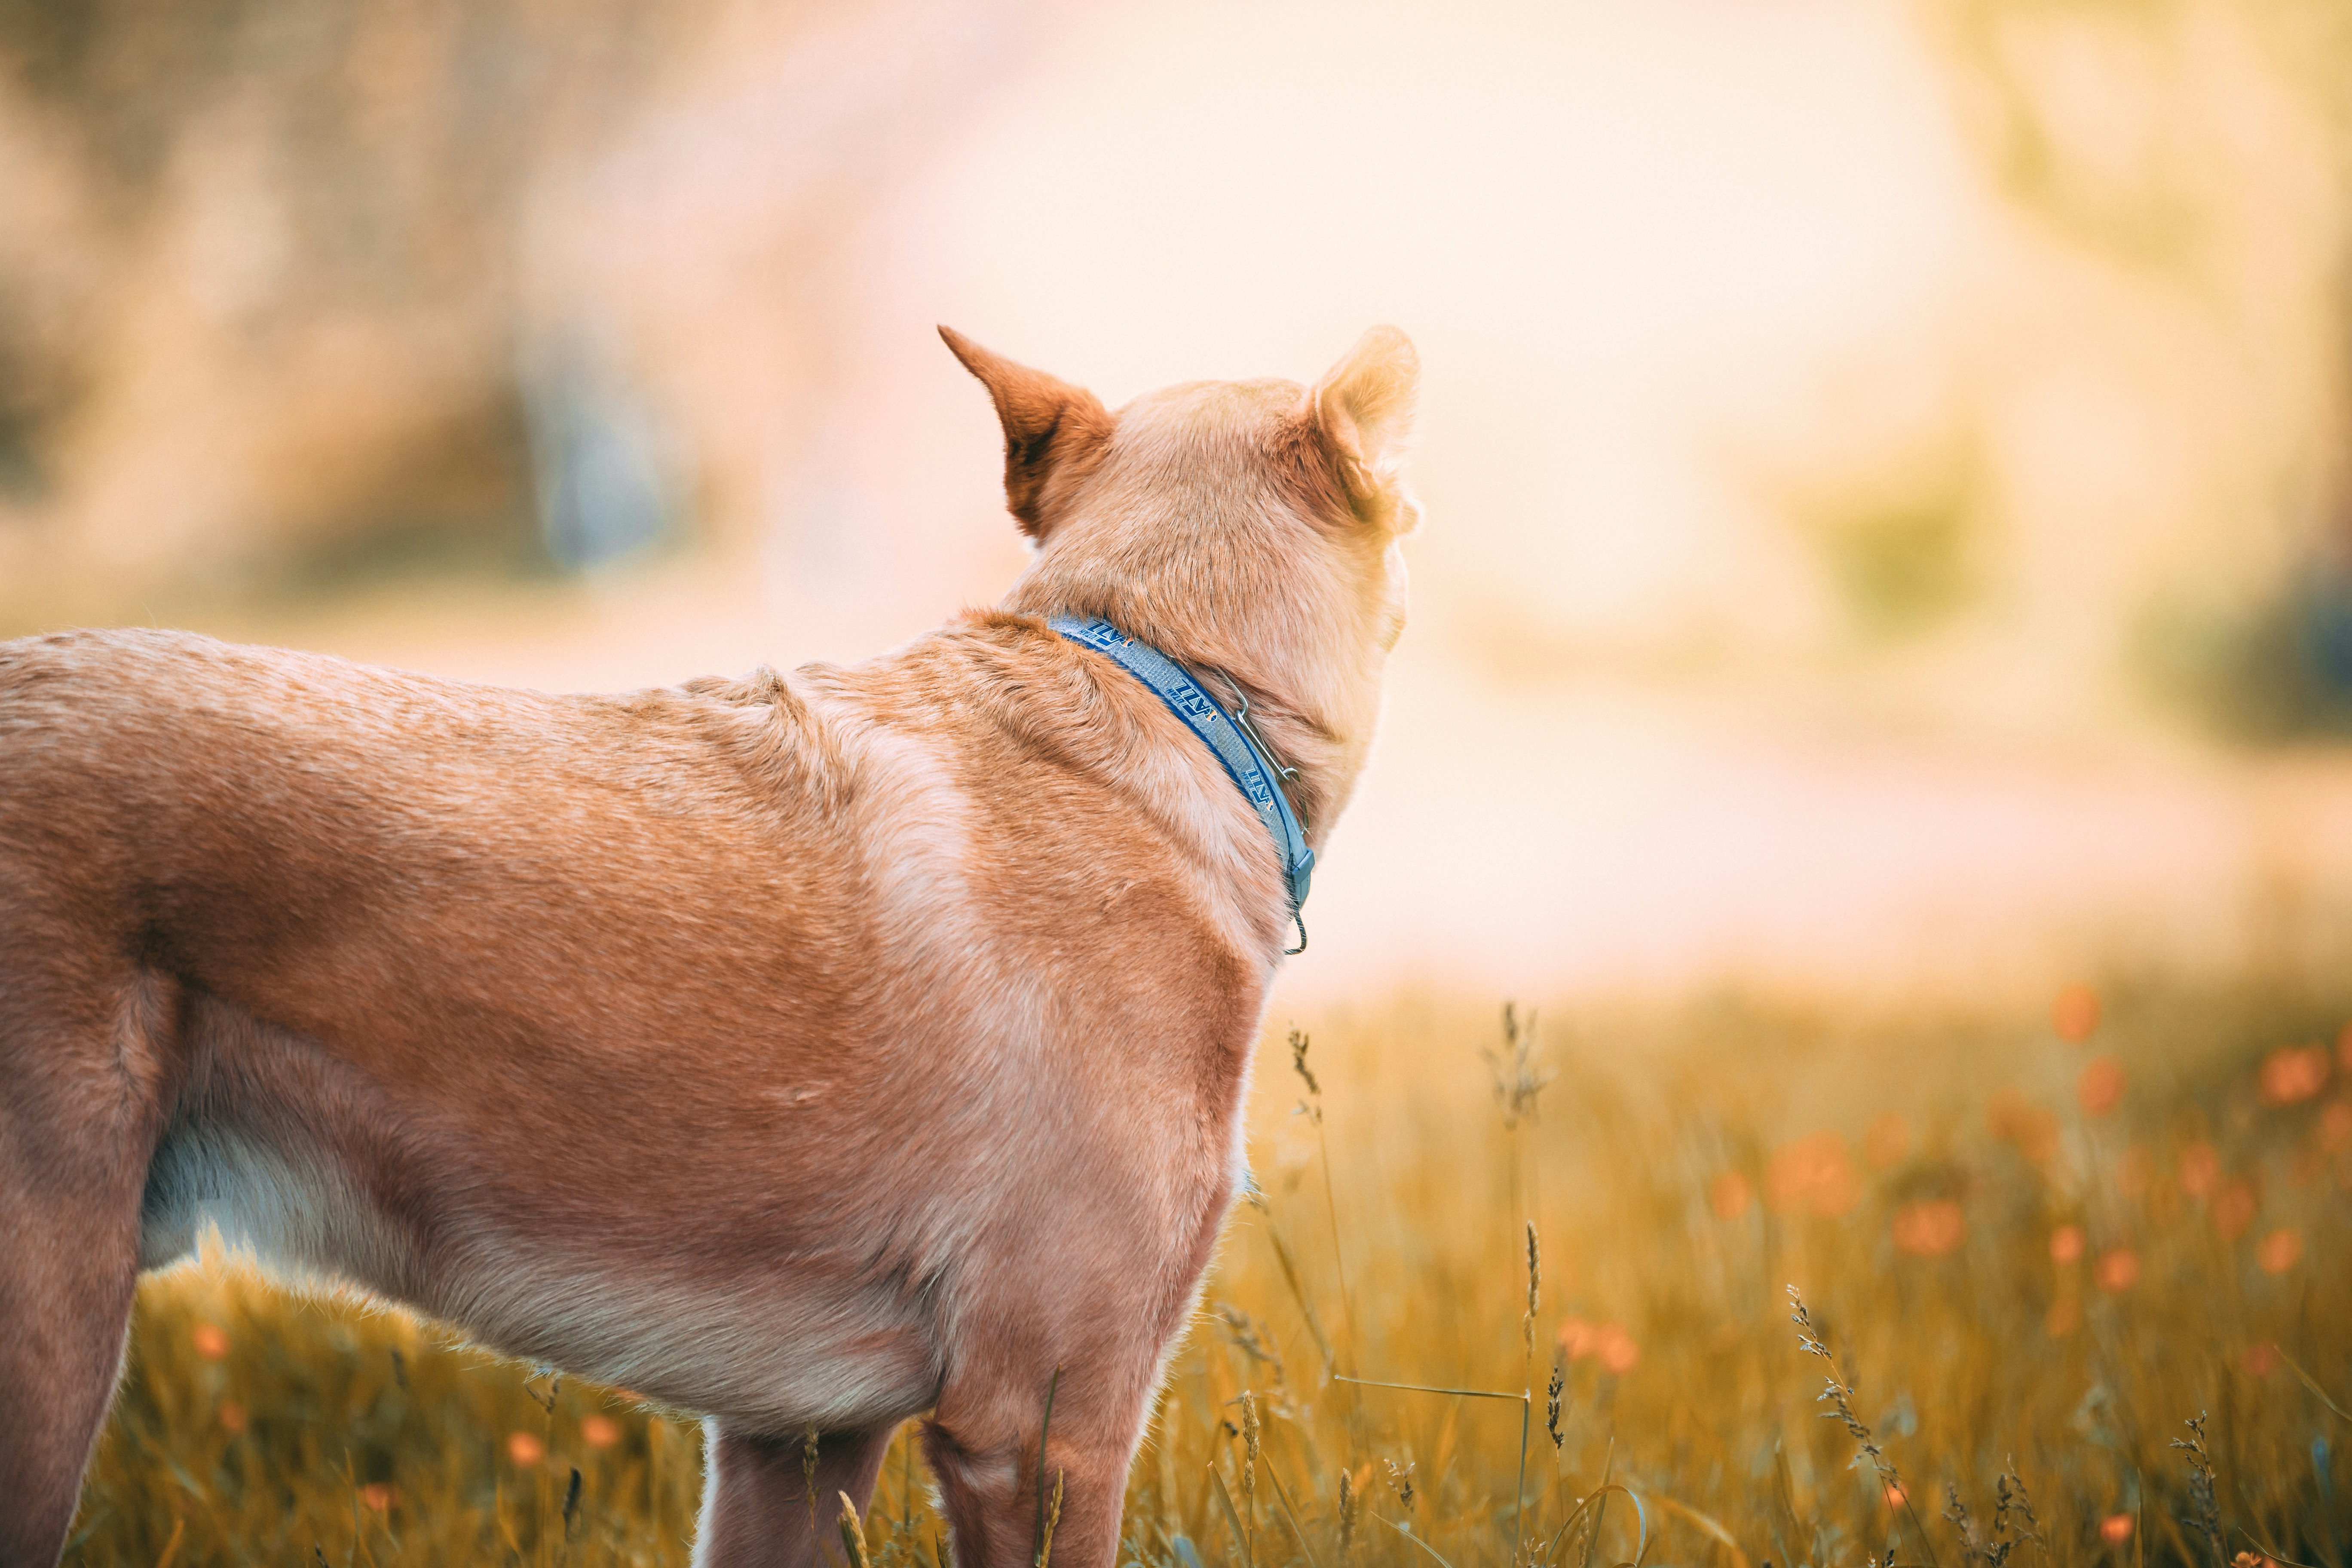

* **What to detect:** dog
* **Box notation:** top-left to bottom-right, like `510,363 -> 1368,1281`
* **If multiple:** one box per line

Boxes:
0,324 -> 1420,1566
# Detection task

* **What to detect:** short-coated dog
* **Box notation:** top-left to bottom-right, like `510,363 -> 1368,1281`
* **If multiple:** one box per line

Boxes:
0,325 -> 1420,1565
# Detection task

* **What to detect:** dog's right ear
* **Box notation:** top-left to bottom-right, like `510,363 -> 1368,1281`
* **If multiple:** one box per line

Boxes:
939,327 -> 1113,542
1311,325 -> 1421,533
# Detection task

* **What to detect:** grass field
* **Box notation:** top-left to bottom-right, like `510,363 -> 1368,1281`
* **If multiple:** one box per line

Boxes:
63,979 -> 2352,1567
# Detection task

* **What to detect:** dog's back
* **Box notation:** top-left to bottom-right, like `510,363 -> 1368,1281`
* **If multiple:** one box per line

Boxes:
0,615 -> 1265,1499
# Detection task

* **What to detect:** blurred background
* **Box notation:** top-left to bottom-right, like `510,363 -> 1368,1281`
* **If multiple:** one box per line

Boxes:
6,0 -> 2352,1006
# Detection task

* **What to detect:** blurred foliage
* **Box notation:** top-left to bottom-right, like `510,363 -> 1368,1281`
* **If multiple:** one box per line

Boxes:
2135,570 -> 2352,741
1818,501 -> 1976,644
0,0 -> 691,276
0,0 -> 724,621
1795,448 -> 1991,646
1926,0 -> 2352,266
70,981 -> 2352,1565
1925,0 -> 2352,739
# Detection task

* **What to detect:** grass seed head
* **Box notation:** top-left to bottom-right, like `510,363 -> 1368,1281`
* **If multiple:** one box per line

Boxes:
2173,1412 -> 2224,1566
1545,1358 -> 1565,1452
1523,1222 -> 1540,1357
1033,1470 -> 1063,1568
1486,1003 -> 1555,1129
1384,1458 -> 1415,1511
1289,1027 -> 1321,1100
1238,1389 -> 1259,1550
840,1490 -> 872,1568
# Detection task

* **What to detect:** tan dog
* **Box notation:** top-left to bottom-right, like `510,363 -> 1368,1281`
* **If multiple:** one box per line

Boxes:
0,325 -> 1420,1566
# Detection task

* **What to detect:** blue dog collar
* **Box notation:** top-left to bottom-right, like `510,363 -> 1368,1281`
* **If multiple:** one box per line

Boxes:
1048,615 -> 1314,950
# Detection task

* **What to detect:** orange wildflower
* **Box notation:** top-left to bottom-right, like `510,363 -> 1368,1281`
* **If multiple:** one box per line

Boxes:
2240,1342 -> 2281,1377
191,1323 -> 230,1361
1883,1483 -> 1907,1508
1709,1171 -> 1753,1220
1891,1200 -> 1966,1257
1765,1132 -> 1858,1217
2214,1178 -> 2259,1239
2178,1142 -> 2221,1197
2257,1228 -> 2303,1274
360,1482 -> 399,1511
1988,1090 -> 2060,1162
2045,1298 -> 2082,1337
2095,1248 -> 2140,1292
2049,1224 -> 2086,1265
2322,1100 -> 2352,1152
2052,984 -> 2101,1044
2258,1045 -> 2331,1107
581,1414 -> 621,1449
217,1400 -> 247,1434
1559,1316 -> 1636,1371
2076,1057 -> 2125,1117
507,1431 -> 546,1467
2101,1514 -> 2135,1544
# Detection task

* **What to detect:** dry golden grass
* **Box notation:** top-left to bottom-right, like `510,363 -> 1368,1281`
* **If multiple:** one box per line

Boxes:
65,979 -> 2352,1566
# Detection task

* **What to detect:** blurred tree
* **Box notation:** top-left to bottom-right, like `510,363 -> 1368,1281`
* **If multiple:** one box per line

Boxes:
0,0 -> 723,623
0,0 -> 1064,631
1925,0 -> 2352,737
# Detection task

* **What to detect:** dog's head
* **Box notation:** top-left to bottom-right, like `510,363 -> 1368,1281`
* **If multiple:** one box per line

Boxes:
945,325 -> 1421,838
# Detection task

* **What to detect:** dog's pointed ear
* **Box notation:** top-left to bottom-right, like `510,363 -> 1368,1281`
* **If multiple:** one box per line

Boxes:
1311,325 -> 1421,531
939,326 -> 1113,541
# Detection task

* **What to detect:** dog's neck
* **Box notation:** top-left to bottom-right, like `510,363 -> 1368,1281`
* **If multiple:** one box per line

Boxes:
1186,662 -> 1331,837
1006,591 -> 1372,854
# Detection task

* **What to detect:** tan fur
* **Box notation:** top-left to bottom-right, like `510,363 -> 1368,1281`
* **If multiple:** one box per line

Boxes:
0,326 -> 1420,1568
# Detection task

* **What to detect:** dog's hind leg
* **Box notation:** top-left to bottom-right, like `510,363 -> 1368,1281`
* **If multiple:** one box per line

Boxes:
0,967 -> 180,1568
922,1358 -> 1158,1568
693,1421 -> 901,1568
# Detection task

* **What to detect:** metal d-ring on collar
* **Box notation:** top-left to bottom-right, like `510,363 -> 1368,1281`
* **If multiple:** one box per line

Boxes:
1047,614 -> 1315,955
1211,676 -> 1297,789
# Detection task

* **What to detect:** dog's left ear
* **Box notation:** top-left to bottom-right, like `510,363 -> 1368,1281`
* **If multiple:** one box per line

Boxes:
939,326 -> 1113,542
1311,325 -> 1421,533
